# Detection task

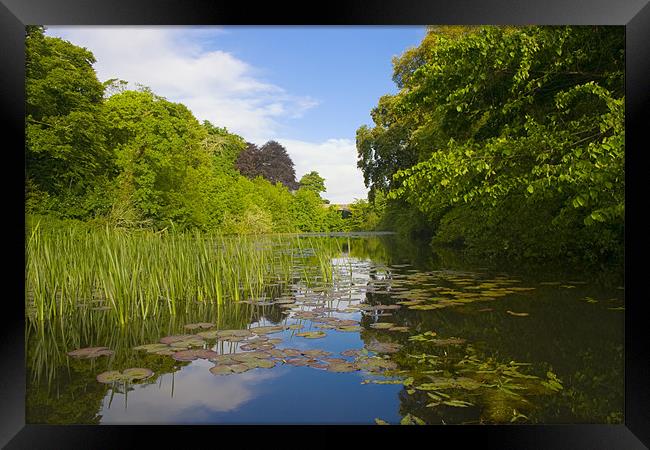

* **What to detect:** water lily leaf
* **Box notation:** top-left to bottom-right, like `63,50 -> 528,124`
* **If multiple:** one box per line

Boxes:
341,349 -> 364,357
286,324 -> 304,330
369,323 -> 394,329
337,326 -> 362,332
122,368 -> 154,381
160,335 -> 195,345
250,325 -> 286,335
134,343 -> 169,353
506,310 -> 529,317
67,347 -> 114,359
210,354 -> 238,365
400,414 -> 426,425
374,418 -> 390,425
184,322 -> 215,330
442,399 -> 474,408
96,371 -> 123,384
367,342 -> 403,354
197,330 -> 220,339
301,349 -> 331,358
326,362 -> 358,372
296,331 -> 327,339
209,365 -> 233,375
216,329 -> 253,339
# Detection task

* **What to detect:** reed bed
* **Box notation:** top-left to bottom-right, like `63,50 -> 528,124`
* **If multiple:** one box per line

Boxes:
26,220 -> 337,325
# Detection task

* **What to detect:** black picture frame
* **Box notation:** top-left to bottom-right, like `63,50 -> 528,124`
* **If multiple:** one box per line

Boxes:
2,0 -> 648,448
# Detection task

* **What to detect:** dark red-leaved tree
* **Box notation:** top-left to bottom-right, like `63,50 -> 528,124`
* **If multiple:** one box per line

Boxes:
235,140 -> 298,190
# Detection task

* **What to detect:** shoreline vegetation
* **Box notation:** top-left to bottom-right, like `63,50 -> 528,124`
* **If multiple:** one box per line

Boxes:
26,25 -> 624,325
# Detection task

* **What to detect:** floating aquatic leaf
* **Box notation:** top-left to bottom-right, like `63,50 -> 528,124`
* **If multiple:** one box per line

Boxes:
326,362 -> 358,372
216,329 -> 253,339
250,325 -> 286,335
134,343 -> 169,353
286,324 -> 304,330
440,399 -> 473,408
506,310 -> 529,317
170,337 -> 206,348
285,358 -> 316,367
356,356 -> 398,372
369,323 -> 394,329
184,322 -> 214,330
209,365 -> 233,375
196,330 -> 220,339
389,326 -> 410,332
210,354 -> 238,365
97,368 -> 153,383
374,418 -> 390,425
341,349 -> 364,357
301,349 -> 331,358
337,326 -> 362,332
96,371 -> 123,384
122,368 -> 154,381
400,414 -> 426,425
160,335 -> 195,345
296,331 -> 327,339
67,347 -> 114,359
367,342 -> 403,354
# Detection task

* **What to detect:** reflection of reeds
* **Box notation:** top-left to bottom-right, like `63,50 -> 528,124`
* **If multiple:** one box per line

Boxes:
26,299 -> 253,388
26,220 -> 339,325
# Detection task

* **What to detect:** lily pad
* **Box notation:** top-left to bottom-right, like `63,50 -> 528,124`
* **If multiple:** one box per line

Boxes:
160,335 -> 195,345
506,310 -> 530,317
250,325 -> 286,335
209,363 -> 250,375
96,371 -> 123,384
369,323 -> 394,329
122,368 -> 154,381
196,330 -> 220,339
301,349 -> 331,358
97,368 -> 153,383
388,326 -> 410,332
296,331 -> 327,339
367,342 -> 403,354
326,362 -> 358,373
67,347 -> 114,359
134,343 -> 169,353
184,322 -> 215,330
336,326 -> 362,332
216,329 -> 253,339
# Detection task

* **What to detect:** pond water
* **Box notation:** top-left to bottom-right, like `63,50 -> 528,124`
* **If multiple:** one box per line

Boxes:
25,233 -> 624,425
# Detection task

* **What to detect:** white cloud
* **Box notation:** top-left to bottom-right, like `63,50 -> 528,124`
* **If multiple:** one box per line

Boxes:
99,360 -> 284,423
277,138 -> 368,204
45,26 -> 318,142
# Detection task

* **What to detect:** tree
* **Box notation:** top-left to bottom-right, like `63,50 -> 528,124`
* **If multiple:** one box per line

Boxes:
25,25 -> 114,218
357,26 -> 625,264
299,171 -> 326,195
235,140 -> 298,190
103,89 -> 210,228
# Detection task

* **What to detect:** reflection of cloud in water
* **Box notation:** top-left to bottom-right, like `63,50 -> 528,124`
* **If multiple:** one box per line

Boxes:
99,359 -> 284,423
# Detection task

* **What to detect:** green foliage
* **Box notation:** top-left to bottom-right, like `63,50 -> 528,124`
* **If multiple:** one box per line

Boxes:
26,26 -> 114,219
24,28 -> 365,234
299,171 -> 326,194
357,26 -> 624,265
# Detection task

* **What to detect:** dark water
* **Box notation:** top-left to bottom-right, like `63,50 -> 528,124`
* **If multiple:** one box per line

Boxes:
26,234 -> 624,425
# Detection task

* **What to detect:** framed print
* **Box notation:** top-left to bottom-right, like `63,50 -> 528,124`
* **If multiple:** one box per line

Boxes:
1,0 -> 649,448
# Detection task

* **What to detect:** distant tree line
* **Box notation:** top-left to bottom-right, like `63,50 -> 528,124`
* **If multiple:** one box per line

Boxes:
25,26 -> 376,233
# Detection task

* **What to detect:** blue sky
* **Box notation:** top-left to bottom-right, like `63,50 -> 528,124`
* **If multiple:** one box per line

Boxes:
46,26 -> 427,203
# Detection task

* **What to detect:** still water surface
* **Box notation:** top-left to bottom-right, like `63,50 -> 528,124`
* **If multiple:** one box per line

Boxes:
26,234 -> 624,424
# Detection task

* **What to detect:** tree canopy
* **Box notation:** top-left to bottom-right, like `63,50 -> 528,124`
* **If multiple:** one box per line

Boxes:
356,26 -> 624,265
